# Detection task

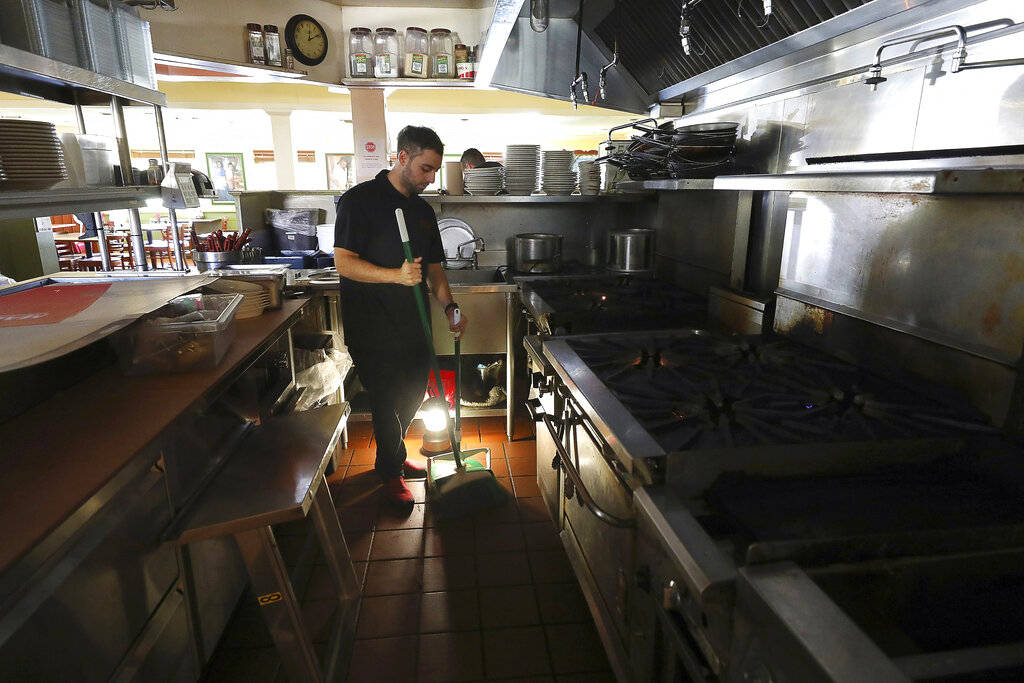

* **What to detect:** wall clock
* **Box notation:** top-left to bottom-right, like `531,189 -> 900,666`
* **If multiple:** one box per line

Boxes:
284,14 -> 328,67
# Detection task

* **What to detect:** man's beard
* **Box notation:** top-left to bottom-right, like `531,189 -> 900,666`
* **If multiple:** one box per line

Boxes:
400,166 -> 423,195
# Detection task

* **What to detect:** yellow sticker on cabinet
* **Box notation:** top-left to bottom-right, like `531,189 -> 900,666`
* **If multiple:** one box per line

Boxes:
258,592 -> 283,606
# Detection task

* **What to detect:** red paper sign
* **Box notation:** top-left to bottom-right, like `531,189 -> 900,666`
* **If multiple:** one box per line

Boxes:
365,141 -> 376,153
0,283 -> 112,327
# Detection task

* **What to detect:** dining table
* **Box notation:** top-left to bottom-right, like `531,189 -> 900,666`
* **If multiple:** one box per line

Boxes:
52,234 -> 100,258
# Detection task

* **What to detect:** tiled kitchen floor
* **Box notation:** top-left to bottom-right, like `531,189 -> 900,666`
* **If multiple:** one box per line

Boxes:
202,416 -> 614,682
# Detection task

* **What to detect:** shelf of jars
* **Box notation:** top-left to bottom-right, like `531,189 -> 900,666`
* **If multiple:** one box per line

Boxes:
340,77 -> 476,88
0,43 -> 166,107
0,186 -> 161,222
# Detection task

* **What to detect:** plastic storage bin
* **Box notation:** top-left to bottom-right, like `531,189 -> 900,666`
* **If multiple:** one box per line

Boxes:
0,0 -> 81,66
111,293 -> 243,375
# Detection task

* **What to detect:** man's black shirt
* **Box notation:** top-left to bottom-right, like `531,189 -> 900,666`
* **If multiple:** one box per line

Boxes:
334,170 -> 444,355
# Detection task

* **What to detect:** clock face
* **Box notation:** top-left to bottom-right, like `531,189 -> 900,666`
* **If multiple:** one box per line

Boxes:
285,14 -> 328,66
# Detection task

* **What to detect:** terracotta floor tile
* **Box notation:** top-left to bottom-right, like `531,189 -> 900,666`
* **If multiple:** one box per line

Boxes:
556,671 -> 616,682
353,561 -> 368,587
346,531 -> 374,564
544,622 -> 611,674
363,558 -> 424,596
376,502 -> 427,530
344,431 -> 373,451
417,631 -> 484,683
349,447 -> 377,465
508,457 -> 537,477
512,476 -> 542,499
337,506 -> 377,533
424,525 -> 476,556
203,646 -> 280,683
370,528 -> 425,560
475,551 -> 532,587
482,626 -> 551,678
528,549 -> 575,584
523,521 -> 562,551
347,635 -> 418,683
471,498 -> 521,529
518,496 -> 554,524
535,583 -> 591,624
419,589 -> 480,633
345,464 -> 375,479
335,472 -> 382,508
475,522 -> 525,554
422,555 -> 478,592
356,593 -> 421,638
479,585 -> 541,629
301,598 -> 340,643
497,477 -> 516,497
504,441 -> 537,460
324,466 -> 346,486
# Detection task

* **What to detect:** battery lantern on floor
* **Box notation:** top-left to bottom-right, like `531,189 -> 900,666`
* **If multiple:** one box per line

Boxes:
420,396 -> 451,454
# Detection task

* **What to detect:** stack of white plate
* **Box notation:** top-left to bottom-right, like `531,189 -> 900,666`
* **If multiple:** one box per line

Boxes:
463,166 -> 505,196
540,150 -> 577,195
0,119 -> 67,190
207,279 -> 270,319
578,160 -> 601,195
504,144 -> 540,196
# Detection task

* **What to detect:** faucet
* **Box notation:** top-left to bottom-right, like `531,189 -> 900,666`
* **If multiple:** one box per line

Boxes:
454,236 -> 485,269
865,25 -> 968,91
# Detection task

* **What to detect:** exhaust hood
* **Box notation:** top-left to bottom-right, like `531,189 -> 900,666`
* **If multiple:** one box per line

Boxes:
483,0 -> 872,114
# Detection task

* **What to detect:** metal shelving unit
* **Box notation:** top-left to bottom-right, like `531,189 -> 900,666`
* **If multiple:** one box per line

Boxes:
0,42 -> 185,271
424,194 -> 645,203
340,77 -> 476,89
614,178 -> 716,191
713,169 -> 1024,194
0,186 -> 160,222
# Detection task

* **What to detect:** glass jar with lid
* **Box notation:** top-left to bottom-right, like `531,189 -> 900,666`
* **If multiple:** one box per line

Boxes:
245,23 -> 265,65
348,27 -> 373,78
263,24 -> 282,67
404,26 -> 429,78
429,28 -> 454,78
374,27 -> 400,78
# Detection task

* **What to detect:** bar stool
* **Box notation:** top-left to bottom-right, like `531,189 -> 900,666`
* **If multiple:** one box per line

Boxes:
163,404 -> 360,682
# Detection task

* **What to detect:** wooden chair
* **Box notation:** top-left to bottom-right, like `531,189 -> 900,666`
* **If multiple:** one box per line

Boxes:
54,240 -> 82,271
105,233 -> 135,270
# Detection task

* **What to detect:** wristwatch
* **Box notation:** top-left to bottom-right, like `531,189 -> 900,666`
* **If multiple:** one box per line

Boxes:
444,302 -> 459,315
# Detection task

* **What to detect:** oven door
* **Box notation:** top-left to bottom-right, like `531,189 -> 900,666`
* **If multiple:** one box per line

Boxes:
525,335 -> 562,524
542,393 -> 636,676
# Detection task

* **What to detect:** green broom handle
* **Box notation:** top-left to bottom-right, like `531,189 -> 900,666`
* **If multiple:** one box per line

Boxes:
396,208 -> 463,468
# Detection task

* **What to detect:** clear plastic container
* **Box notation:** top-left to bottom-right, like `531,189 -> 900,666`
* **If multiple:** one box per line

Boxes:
429,28 -> 454,78
404,26 -> 428,78
113,3 -> 156,88
0,0 -> 81,67
348,27 -> 373,78
111,293 -> 243,375
73,0 -> 124,78
373,27 -> 400,78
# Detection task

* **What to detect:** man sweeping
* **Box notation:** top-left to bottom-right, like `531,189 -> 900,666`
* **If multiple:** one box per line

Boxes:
334,125 -> 468,509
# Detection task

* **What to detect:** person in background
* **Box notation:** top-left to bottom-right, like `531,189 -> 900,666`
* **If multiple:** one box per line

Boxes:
460,147 -> 503,170
334,126 -> 468,509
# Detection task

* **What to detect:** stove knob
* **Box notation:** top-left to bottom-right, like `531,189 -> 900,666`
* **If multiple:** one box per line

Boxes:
663,580 -> 682,610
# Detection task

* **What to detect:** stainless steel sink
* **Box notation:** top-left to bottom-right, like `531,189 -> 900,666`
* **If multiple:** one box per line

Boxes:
443,267 -> 509,284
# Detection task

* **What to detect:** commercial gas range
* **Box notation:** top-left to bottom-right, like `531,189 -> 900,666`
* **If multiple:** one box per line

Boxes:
532,328 -> 1023,682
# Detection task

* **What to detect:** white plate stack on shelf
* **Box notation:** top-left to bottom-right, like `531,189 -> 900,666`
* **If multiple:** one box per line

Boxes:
578,160 -> 601,195
504,144 -> 540,195
0,119 -> 68,190
463,166 -> 505,195
207,279 -> 270,319
540,150 -> 577,195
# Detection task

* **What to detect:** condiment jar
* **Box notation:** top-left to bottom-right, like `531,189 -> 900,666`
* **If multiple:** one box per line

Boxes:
146,159 -> 164,186
455,43 -> 472,79
404,26 -> 429,78
263,24 -> 282,67
429,28 -> 454,78
284,48 -> 294,70
348,27 -> 373,78
245,23 -> 265,65
374,27 -> 400,78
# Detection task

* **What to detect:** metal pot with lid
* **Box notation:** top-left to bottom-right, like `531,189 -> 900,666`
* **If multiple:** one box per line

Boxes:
608,228 -> 655,273
514,233 -> 562,273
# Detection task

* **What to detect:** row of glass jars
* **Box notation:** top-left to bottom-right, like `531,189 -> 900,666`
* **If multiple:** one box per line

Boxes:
349,27 -> 458,79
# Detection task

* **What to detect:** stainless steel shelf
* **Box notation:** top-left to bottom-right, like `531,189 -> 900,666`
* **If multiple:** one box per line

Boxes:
713,169 -> 1024,194
614,179 -> 716,191
0,44 -> 166,107
423,194 -> 644,203
0,186 -> 161,221
341,77 -> 476,89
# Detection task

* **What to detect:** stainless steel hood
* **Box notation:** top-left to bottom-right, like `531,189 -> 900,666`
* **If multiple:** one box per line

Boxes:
482,0 -> 874,114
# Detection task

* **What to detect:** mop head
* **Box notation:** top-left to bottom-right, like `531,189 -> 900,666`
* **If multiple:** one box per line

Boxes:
427,448 -> 509,520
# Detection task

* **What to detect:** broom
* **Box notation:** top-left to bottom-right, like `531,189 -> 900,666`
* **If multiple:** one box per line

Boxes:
396,208 -> 508,519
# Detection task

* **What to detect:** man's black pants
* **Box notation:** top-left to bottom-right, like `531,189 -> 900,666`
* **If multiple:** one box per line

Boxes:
350,344 -> 431,480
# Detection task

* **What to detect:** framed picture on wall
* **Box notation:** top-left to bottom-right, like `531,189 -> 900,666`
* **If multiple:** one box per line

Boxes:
325,153 -> 354,191
206,152 -> 247,204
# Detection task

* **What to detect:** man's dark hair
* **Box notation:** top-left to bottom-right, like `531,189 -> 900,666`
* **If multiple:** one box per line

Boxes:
397,125 -> 444,159
460,148 -> 486,167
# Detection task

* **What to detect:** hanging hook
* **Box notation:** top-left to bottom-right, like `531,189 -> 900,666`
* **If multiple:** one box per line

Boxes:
598,0 -> 619,100
570,0 -> 589,109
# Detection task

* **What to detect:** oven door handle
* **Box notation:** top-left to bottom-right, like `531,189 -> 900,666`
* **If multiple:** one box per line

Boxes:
541,413 -> 635,529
